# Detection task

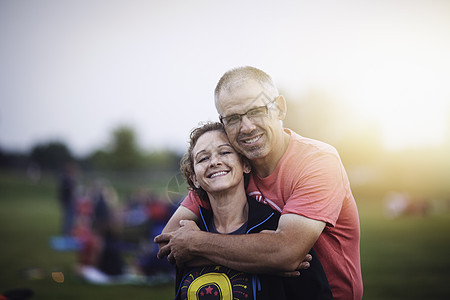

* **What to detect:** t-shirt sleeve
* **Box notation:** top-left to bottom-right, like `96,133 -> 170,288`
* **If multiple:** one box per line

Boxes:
180,190 -> 210,217
282,153 -> 346,227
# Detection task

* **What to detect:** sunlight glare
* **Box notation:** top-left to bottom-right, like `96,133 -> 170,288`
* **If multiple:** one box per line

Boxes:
344,46 -> 449,150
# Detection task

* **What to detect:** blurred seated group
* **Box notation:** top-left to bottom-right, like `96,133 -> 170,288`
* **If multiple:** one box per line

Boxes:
53,170 -> 177,285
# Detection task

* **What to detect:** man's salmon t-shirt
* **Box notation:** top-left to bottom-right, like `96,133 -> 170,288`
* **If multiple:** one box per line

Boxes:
180,128 -> 363,300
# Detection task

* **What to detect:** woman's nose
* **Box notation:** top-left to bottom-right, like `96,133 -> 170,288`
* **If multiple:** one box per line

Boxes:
210,154 -> 222,167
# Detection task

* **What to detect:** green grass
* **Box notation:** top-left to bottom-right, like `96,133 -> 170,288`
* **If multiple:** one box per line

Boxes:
359,200 -> 450,299
0,171 -> 173,299
1,170 -> 449,299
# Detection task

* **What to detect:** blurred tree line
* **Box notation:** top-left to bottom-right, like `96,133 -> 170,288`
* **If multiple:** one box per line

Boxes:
0,125 -> 181,174
1,92 -> 449,203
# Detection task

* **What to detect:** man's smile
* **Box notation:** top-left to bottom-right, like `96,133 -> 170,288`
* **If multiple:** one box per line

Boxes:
240,133 -> 263,145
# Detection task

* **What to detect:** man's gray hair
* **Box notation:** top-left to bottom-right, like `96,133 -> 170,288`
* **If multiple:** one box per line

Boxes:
214,66 -> 279,106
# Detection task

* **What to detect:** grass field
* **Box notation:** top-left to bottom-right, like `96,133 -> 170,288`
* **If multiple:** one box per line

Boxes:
1,170 -> 449,299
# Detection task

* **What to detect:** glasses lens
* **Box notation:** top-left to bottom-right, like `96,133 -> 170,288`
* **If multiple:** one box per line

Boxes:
247,106 -> 267,119
224,114 -> 241,126
221,99 -> 274,126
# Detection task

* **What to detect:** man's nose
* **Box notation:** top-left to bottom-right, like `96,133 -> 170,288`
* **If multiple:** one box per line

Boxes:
239,115 -> 257,132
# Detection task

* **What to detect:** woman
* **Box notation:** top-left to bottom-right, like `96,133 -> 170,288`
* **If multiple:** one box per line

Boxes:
174,122 -> 332,300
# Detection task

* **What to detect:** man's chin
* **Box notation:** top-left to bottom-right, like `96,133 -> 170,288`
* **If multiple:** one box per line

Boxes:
238,145 -> 265,160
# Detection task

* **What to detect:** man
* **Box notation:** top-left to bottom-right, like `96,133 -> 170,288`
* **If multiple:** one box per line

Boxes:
155,66 -> 363,299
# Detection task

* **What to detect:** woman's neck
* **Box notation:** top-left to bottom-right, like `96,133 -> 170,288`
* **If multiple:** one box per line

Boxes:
207,187 -> 248,234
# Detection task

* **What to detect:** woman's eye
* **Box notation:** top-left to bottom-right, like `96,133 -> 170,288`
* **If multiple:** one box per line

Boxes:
220,151 -> 231,155
198,157 -> 208,163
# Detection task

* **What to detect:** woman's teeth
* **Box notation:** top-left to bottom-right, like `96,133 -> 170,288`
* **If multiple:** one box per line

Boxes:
210,171 -> 228,178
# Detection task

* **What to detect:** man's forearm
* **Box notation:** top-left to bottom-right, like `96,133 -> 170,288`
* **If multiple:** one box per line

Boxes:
158,213 -> 325,273
188,230 -> 310,273
183,214 -> 325,273
161,206 -> 198,234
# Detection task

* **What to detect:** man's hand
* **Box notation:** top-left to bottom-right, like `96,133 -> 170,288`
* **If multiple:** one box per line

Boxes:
273,253 -> 312,277
154,234 -> 172,260
153,206 -> 198,261
274,254 -> 312,277
298,253 -> 312,270
154,219 -> 201,266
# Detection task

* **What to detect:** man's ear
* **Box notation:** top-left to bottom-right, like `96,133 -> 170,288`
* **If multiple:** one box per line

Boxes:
275,95 -> 287,120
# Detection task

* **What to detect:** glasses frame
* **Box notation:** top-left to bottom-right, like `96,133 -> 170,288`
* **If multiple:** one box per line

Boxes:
219,97 -> 277,127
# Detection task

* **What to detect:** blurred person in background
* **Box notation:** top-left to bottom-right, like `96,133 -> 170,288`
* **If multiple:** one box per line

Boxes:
58,162 -> 79,235
156,66 -> 363,299
124,189 -> 175,278
74,179 -> 125,283
173,122 -> 332,299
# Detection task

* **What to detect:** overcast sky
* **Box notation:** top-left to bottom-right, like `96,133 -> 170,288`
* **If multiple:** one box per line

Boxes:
1,0 -> 449,156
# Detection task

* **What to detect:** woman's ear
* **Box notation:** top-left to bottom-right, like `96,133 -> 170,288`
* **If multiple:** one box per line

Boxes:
243,161 -> 251,174
191,175 -> 200,188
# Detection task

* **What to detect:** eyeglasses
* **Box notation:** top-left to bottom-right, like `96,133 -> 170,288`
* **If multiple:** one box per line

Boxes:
219,98 -> 277,127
